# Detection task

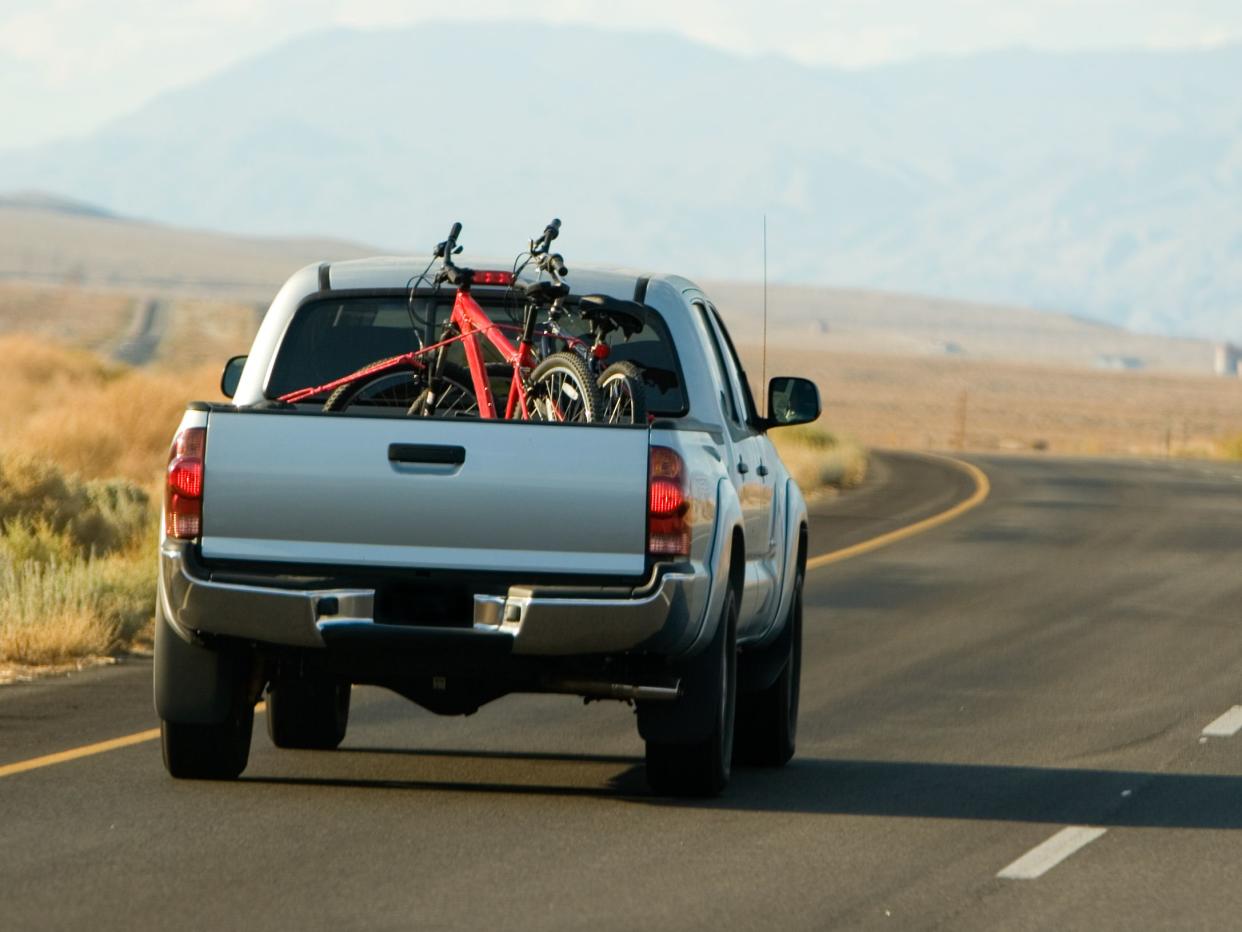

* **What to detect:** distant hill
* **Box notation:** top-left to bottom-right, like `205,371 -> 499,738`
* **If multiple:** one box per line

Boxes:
0,191 -> 116,218
1,24 -> 1240,341
0,199 -> 372,301
0,198 -> 1218,374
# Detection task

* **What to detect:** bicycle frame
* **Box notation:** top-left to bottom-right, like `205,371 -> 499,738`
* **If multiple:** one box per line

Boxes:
445,287 -> 537,420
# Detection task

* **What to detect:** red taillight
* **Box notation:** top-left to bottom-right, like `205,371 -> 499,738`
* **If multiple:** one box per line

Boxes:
474,270 -> 515,286
165,426 -> 206,540
591,343 -> 611,360
649,479 -> 684,517
648,446 -> 690,558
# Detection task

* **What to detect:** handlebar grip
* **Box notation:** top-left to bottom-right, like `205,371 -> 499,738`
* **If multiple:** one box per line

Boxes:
531,218 -> 561,254
436,221 -> 464,259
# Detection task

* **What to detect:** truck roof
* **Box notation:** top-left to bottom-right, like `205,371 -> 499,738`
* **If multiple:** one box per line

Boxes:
324,255 -> 666,298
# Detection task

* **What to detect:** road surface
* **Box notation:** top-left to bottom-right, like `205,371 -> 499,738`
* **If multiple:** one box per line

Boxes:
4,451 -> 1242,930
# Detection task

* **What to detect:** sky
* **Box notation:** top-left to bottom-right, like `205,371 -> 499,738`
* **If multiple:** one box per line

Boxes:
3,0 -> 1242,150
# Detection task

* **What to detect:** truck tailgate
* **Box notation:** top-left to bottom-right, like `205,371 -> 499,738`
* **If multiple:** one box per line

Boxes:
201,412 -> 650,576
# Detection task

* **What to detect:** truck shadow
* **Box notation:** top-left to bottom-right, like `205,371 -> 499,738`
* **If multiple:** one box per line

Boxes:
243,750 -> 1242,829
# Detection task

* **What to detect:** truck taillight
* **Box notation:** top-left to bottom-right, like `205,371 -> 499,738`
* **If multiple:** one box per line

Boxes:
648,446 -> 689,558
165,427 -> 206,540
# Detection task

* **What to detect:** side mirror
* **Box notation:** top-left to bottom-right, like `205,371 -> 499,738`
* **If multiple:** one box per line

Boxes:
220,355 -> 247,399
765,376 -> 821,428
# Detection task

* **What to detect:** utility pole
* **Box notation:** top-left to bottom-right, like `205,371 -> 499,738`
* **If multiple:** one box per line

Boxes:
953,389 -> 969,451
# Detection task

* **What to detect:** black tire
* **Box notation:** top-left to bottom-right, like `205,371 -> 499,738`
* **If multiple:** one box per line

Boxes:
527,351 -> 602,423
266,677 -> 351,750
323,360 -> 426,412
734,572 -> 802,767
408,362 -> 481,417
645,587 -> 739,797
161,689 -> 255,780
597,361 -> 648,424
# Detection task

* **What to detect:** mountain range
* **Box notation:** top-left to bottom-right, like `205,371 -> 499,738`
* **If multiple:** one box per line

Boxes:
2,23 -> 1239,341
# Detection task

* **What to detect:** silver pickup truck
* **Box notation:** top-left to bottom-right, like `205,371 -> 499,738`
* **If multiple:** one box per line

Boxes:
154,255 -> 820,796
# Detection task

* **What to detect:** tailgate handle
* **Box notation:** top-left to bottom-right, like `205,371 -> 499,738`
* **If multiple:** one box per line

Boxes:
388,443 -> 466,466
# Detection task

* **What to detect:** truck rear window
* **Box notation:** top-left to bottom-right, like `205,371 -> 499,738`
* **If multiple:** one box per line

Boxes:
265,293 -> 688,416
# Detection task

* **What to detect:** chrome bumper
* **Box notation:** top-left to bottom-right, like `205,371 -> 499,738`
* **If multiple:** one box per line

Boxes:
159,542 -> 705,656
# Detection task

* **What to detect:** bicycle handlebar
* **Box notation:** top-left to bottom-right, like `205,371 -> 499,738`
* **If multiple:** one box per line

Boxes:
436,221 -> 463,260
532,218 -> 560,255
529,218 -> 568,283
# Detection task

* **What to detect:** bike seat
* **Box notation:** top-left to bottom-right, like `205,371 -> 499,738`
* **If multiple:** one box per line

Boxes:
515,280 -> 570,302
577,294 -> 647,337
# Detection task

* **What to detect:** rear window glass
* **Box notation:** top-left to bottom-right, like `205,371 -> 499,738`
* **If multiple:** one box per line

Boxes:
265,293 -> 688,416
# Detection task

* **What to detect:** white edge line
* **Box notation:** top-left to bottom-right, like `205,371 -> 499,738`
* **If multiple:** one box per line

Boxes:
997,826 -> 1107,880
1202,706 -> 1242,738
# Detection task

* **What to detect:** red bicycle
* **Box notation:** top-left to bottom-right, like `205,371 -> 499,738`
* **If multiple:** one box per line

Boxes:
280,220 -> 647,424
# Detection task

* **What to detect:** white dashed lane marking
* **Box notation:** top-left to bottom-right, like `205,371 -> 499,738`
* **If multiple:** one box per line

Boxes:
997,827 -> 1108,880
1202,706 -> 1242,737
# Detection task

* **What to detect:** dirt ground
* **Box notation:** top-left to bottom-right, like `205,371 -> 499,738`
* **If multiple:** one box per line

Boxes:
743,344 -> 1242,457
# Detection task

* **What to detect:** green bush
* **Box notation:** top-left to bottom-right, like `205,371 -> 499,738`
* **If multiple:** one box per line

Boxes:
0,454 -> 150,559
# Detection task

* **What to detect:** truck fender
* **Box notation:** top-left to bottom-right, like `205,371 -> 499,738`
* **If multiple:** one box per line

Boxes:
637,482 -> 743,744
738,482 -> 807,692
679,477 -> 743,658
153,578 -> 255,724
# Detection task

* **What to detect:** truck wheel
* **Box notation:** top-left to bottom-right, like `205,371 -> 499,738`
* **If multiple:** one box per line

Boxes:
734,572 -> 802,767
266,678 -> 351,750
161,689 -> 255,780
156,600 -> 257,780
644,588 -> 738,797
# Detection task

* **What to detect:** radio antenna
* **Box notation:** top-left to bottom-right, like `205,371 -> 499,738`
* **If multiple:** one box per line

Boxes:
762,214 -> 768,412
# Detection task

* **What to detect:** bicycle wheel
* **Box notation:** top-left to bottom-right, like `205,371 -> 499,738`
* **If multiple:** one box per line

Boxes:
526,351 -> 602,423
407,363 -> 480,418
323,361 -> 426,412
597,361 -> 648,424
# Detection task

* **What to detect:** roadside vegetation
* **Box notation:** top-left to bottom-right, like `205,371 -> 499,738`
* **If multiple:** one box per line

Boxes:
769,424 -> 868,496
1218,434 -> 1242,460
0,335 -> 218,668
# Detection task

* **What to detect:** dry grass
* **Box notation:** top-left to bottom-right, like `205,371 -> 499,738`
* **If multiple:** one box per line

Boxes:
0,334 -> 224,665
770,424 -> 869,496
155,297 -> 260,367
0,333 -> 220,484
1218,435 -> 1242,460
0,450 -> 157,665
745,345 -> 1242,458
0,282 -> 136,351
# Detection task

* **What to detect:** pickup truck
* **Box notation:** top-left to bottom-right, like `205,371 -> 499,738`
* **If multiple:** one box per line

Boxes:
154,255 -> 820,796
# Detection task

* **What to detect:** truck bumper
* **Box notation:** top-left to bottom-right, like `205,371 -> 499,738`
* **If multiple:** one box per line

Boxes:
159,541 -> 707,657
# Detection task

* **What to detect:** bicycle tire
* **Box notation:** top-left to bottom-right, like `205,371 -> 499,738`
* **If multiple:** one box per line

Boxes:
527,351 -> 602,423
407,362 -> 480,417
597,360 -> 648,425
322,360 -> 426,412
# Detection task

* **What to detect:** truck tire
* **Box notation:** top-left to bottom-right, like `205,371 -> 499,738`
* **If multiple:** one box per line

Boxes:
644,587 -> 738,797
161,699 -> 254,780
734,571 -> 802,766
266,678 -> 351,750
156,600 -> 257,780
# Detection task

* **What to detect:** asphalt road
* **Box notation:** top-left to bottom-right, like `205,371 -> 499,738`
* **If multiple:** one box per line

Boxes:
4,451 -> 1242,930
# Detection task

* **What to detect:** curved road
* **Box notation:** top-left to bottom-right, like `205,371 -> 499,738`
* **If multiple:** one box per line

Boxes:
4,452 -> 1242,929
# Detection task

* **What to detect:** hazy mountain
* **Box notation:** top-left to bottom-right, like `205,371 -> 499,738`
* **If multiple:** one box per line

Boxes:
2,23 -> 1239,340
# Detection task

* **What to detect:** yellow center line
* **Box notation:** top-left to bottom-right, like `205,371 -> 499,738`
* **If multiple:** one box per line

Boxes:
1,453 -> 988,781
0,703 -> 266,780
806,453 -> 990,570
